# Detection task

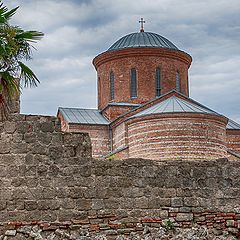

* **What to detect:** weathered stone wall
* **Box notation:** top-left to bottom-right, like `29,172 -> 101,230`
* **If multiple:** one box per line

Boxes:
65,123 -> 109,159
0,115 -> 240,239
58,111 -> 109,158
0,113 -> 92,223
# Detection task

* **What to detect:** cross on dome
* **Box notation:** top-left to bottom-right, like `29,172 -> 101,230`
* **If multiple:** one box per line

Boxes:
139,17 -> 145,32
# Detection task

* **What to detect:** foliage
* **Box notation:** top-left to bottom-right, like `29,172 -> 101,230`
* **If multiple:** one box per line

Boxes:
0,1 -> 43,117
163,219 -> 175,231
106,154 -> 115,161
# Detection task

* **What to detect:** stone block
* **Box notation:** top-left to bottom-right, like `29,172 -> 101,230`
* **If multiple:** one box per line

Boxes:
226,220 -> 235,227
24,201 -> 37,211
4,121 -> 16,133
37,132 -> 52,145
16,122 -> 32,134
179,207 -> 191,213
135,197 -> 148,209
92,199 -> 104,210
171,197 -> 183,207
159,210 -> 168,219
40,122 -> 54,132
0,143 -> 10,154
24,132 -> 37,143
5,230 -> 16,236
0,201 -> 7,211
158,188 -> 176,198
63,133 -> 85,146
184,197 -> 199,207
0,166 -> 7,177
176,213 -> 193,221
158,198 -> 171,207
104,198 -> 119,209
76,199 -> 92,210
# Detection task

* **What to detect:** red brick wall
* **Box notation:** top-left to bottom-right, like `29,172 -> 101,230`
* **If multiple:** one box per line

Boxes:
58,112 -> 69,131
127,113 -> 228,160
112,122 -> 128,151
93,48 -> 192,110
102,105 -> 137,121
227,129 -> 240,154
58,113 -> 109,159
68,124 -> 110,158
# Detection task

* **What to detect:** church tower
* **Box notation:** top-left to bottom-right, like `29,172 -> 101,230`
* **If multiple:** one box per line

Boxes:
93,19 -> 192,120
58,19 -> 240,160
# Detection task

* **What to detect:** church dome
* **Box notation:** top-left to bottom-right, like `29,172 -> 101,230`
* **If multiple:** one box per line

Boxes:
107,32 -> 178,51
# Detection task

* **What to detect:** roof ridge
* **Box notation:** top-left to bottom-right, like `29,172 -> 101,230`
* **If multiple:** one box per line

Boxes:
129,92 -> 224,119
58,107 -> 100,111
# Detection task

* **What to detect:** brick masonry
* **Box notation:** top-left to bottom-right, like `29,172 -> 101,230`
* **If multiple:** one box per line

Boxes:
93,48 -> 192,112
0,115 -> 240,238
102,105 -> 137,122
127,113 -> 228,160
227,129 -> 240,154
58,112 -> 109,158
112,122 -> 127,150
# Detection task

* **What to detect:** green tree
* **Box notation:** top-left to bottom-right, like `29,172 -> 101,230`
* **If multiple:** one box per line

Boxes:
0,1 -> 43,118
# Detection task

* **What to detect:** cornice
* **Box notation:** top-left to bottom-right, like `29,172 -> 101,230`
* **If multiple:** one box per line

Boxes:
93,47 -> 192,69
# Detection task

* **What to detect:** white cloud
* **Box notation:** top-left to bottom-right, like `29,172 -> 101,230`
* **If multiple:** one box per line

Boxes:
4,0 -> 240,123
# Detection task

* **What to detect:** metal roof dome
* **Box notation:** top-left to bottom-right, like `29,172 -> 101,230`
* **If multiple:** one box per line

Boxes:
107,32 -> 178,52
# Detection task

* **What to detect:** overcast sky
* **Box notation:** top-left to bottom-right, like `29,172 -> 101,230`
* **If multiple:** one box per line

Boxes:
7,0 -> 240,122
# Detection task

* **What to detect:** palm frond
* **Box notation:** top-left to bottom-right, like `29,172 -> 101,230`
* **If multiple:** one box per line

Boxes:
3,6 -> 19,21
18,61 -> 40,88
0,1 -> 43,118
0,2 -> 19,24
15,30 -> 44,41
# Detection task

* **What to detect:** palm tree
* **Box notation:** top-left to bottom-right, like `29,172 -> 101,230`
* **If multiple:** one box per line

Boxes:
0,1 -> 43,118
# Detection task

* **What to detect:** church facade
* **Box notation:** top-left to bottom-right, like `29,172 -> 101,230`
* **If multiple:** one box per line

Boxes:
57,26 -> 240,160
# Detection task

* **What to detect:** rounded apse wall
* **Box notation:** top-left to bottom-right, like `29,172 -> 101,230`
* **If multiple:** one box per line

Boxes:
127,113 -> 228,160
93,48 -> 192,110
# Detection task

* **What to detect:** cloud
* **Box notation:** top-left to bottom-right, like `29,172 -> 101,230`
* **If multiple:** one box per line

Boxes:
5,0 -> 240,123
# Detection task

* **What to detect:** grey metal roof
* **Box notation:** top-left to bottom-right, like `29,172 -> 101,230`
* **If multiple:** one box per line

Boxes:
108,32 -> 178,52
130,95 -> 220,119
58,107 -> 109,125
227,119 -> 240,130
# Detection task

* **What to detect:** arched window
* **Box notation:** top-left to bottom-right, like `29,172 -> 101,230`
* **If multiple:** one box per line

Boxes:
110,71 -> 114,100
156,67 -> 161,97
130,68 -> 137,98
98,76 -> 101,105
176,70 -> 181,92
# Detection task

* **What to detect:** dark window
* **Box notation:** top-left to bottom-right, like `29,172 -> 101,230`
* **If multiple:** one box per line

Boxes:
156,67 -> 161,97
110,71 -> 114,100
130,68 -> 137,98
176,70 -> 181,92
98,76 -> 101,106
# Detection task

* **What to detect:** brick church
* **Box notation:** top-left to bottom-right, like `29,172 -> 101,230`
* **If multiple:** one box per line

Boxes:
57,20 -> 240,160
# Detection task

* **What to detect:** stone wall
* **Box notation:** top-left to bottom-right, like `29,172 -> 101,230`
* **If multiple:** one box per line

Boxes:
58,111 -> 109,158
65,123 -> 109,159
0,115 -> 240,239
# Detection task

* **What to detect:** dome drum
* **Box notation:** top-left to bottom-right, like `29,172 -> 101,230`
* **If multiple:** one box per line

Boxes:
94,47 -> 191,111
